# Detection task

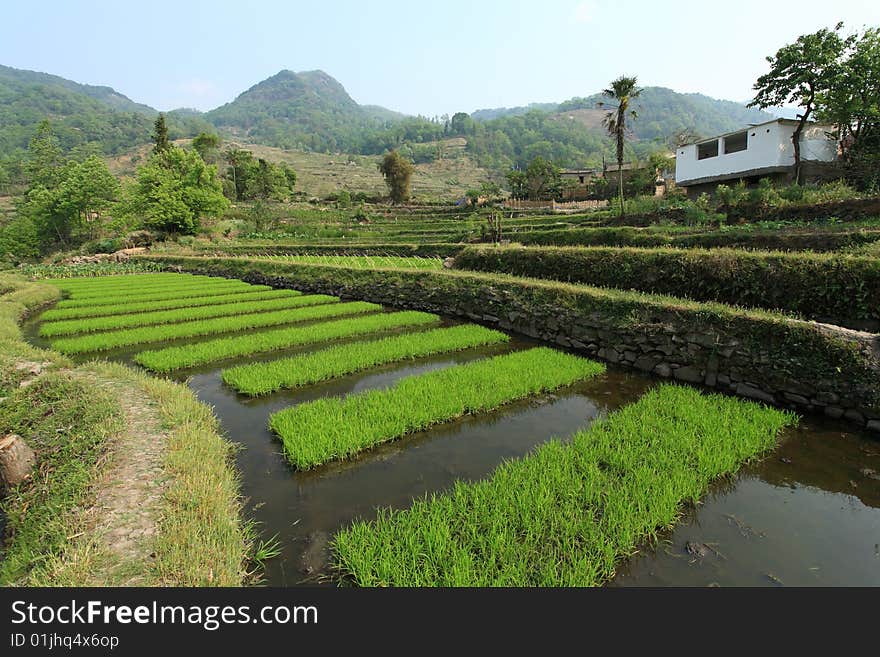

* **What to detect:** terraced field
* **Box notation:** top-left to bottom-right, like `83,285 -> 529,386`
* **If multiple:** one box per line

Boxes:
28,266 -> 871,588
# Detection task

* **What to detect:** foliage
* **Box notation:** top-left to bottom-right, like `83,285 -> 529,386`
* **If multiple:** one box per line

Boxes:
221,148 -> 296,202
152,114 -> 171,154
378,150 -> 415,204
749,24 -> 849,183
123,147 -> 229,234
191,132 -> 221,163
19,135 -> 120,250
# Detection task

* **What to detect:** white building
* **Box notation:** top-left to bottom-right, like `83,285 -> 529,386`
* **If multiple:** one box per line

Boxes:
674,118 -> 838,193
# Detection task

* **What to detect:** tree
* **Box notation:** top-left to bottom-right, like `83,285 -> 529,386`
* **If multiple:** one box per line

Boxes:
449,112 -> 475,136
378,150 -> 414,204
20,157 -> 119,248
24,120 -> 65,188
192,132 -> 221,163
818,27 -> 880,191
600,76 -> 641,216
125,148 -> 228,234
223,148 -> 254,201
152,113 -> 171,155
668,128 -> 702,149
524,156 -> 561,200
749,24 -> 848,184
55,156 -> 120,240
506,169 -> 527,199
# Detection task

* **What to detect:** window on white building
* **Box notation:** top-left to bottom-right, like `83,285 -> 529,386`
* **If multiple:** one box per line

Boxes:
724,131 -> 748,154
697,140 -> 719,160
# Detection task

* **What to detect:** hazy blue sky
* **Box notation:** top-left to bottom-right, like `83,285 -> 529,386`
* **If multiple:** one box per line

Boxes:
2,0 -> 879,115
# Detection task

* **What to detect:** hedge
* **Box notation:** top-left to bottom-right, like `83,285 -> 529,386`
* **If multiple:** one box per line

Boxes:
193,243 -> 464,258
511,225 -> 880,252
454,245 -> 880,324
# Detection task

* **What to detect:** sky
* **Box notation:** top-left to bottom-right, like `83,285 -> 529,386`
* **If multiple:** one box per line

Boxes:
2,0 -> 879,116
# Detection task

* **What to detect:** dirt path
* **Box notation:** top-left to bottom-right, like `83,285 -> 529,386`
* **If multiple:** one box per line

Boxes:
70,372 -> 169,585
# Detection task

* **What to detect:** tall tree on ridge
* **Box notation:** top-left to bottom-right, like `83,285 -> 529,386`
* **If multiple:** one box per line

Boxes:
749,23 -> 848,184
600,76 -> 641,217
152,113 -> 171,155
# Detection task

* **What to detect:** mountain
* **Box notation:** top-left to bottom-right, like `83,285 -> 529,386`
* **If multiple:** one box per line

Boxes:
0,64 -> 775,175
471,102 -> 559,121
462,87 -> 773,171
205,70 -> 402,152
474,87 -> 771,142
0,65 -> 212,156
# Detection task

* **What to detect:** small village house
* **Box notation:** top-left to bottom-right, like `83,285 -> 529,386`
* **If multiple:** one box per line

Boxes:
674,118 -> 839,196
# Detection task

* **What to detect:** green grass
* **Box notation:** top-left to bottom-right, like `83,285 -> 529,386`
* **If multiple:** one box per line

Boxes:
54,282 -> 272,309
222,324 -> 510,395
331,384 -> 796,586
269,347 -> 605,470
50,301 -> 381,354
40,294 -> 338,337
40,288 -> 301,321
0,374 -> 123,585
135,311 -> 441,372
270,255 -> 444,270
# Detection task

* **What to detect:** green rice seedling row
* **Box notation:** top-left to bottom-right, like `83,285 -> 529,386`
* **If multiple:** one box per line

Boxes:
40,289 -> 301,321
50,301 -> 381,354
222,324 -> 511,395
269,347 -> 606,470
54,283 -> 272,309
47,275 -> 228,295
59,279 -> 258,301
331,384 -> 796,586
135,311 -> 441,372
42,273 -> 201,288
40,294 -> 339,337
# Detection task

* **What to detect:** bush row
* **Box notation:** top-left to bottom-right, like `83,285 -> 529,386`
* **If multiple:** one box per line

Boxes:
510,225 -> 880,252
194,243 -> 464,258
454,245 -> 880,325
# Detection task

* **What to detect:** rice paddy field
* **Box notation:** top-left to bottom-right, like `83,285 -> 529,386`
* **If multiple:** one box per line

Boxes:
22,270 -> 880,587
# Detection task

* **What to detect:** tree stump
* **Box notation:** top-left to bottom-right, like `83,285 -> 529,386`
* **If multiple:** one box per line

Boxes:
0,434 -> 35,488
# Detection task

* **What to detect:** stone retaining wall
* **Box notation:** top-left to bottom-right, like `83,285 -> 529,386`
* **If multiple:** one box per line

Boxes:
141,255 -> 880,434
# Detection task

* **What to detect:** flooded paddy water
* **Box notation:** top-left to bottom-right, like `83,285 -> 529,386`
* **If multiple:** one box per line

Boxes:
23,304 -> 880,587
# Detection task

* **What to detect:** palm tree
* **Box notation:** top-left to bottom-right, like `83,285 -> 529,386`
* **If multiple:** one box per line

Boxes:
599,76 -> 641,217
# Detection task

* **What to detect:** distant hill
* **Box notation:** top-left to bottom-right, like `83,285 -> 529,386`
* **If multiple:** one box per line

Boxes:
471,102 -> 559,121
474,87 -> 771,142
463,87 -> 773,170
0,65 -> 212,156
205,70 -> 403,152
0,64 -> 774,176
